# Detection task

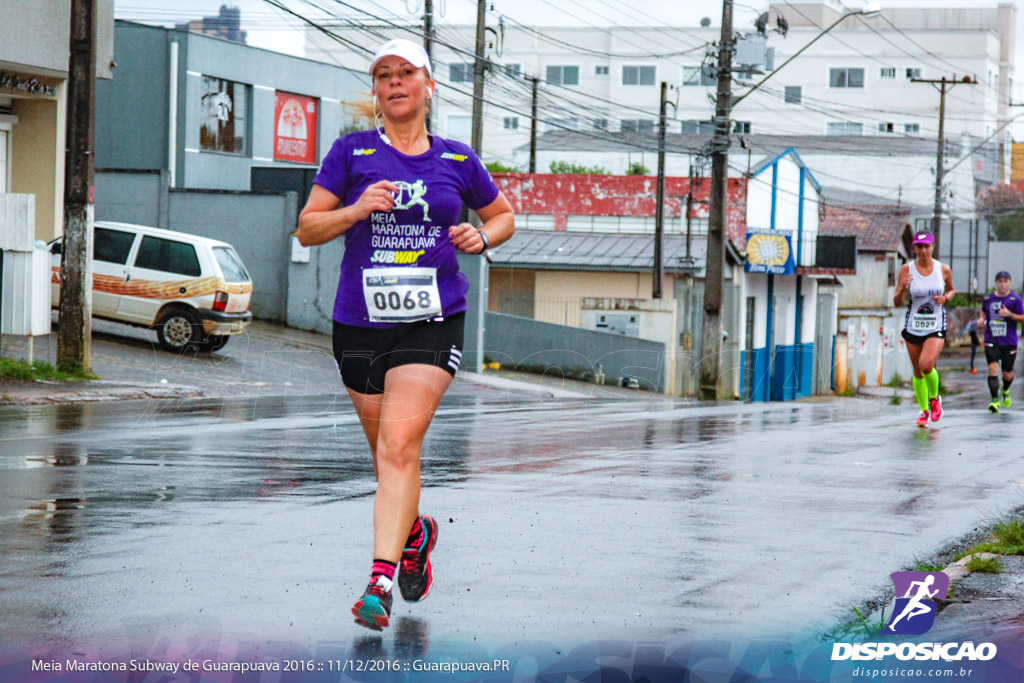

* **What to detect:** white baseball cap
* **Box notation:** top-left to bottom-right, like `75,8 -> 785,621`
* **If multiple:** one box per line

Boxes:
369,39 -> 432,78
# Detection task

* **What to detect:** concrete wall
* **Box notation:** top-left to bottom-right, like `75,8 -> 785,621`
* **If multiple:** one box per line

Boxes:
837,252 -> 897,309
989,241 -> 1024,284
96,23 -> 170,171
95,170 -> 168,228
531,269 -> 676,327
838,312 -> 914,389
9,90 -> 65,242
93,170 -> 295,322
485,311 -> 667,392
494,173 -> 748,247
0,0 -> 113,79
166,189 -> 296,321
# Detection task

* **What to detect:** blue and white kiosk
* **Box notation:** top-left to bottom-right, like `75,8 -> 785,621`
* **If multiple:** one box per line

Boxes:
739,148 -> 830,401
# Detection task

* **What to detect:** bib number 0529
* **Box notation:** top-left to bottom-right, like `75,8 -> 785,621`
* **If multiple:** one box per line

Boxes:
363,267 -> 442,323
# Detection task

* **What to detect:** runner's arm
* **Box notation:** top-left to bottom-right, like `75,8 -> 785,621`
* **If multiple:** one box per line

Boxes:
450,191 -> 515,254
297,182 -> 398,246
893,264 -> 911,307
935,264 -> 955,306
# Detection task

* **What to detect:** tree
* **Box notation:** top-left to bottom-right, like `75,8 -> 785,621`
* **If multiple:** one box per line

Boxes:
976,184 -> 1024,241
549,160 -> 608,174
485,161 -> 520,173
625,162 -> 650,175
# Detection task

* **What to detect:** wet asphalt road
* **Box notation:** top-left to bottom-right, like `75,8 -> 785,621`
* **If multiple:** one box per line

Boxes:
2,386 -> 1023,659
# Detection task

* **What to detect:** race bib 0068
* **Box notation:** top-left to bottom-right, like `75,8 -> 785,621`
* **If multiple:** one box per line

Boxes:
362,267 -> 442,323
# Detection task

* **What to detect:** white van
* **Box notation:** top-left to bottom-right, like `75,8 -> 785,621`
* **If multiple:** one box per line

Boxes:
50,221 -> 253,353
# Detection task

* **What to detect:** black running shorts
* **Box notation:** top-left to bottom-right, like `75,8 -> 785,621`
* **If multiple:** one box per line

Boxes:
332,313 -> 465,395
901,328 -> 945,345
984,343 -> 1017,373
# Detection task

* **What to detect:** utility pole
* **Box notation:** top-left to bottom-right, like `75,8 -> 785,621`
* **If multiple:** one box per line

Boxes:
698,0 -> 734,400
653,81 -> 667,298
528,76 -> 538,173
686,161 -> 695,264
59,0 -> 97,373
423,0 -> 433,132
470,0 -> 487,156
911,75 -> 977,252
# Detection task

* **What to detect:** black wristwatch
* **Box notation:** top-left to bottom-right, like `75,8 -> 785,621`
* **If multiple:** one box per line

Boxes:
477,229 -> 490,251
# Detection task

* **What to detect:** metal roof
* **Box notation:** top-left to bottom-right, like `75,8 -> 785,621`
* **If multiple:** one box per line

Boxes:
489,229 -> 708,271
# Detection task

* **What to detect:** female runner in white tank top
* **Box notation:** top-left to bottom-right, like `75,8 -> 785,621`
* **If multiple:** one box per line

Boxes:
894,231 -> 955,427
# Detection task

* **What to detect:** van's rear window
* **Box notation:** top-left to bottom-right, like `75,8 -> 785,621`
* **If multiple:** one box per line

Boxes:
134,236 -> 201,277
213,246 -> 250,282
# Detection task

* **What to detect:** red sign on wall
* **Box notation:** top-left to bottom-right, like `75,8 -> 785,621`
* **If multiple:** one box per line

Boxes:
274,91 -> 317,164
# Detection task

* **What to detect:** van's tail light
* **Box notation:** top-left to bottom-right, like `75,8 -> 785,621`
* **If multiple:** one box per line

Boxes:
213,291 -> 229,312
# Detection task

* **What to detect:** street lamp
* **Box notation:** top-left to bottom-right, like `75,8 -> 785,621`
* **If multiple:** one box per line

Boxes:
732,3 -> 883,107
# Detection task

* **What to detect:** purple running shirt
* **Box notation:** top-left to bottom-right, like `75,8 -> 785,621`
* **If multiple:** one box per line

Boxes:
982,291 -> 1024,346
313,130 -> 500,328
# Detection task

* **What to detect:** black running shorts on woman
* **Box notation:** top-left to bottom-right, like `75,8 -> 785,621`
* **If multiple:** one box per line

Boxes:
332,313 -> 465,394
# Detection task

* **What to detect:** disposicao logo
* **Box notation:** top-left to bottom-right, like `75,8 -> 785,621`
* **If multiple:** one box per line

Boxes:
831,571 -> 997,663
885,571 -> 948,635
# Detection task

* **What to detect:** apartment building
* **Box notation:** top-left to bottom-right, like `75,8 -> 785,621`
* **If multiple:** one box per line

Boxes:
303,1 -> 1015,178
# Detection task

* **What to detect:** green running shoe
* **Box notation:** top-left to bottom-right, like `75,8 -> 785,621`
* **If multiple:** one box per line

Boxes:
989,400 -> 1001,414
1003,391 -> 1012,408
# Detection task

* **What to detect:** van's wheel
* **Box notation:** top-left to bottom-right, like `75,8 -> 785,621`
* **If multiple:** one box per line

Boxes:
206,335 -> 230,352
156,307 -> 205,353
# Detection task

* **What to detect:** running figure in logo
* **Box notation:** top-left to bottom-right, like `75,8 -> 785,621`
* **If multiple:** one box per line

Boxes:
979,270 -> 1024,413
894,231 -> 955,427
296,38 -> 515,631
887,575 -> 940,632
392,180 -> 431,222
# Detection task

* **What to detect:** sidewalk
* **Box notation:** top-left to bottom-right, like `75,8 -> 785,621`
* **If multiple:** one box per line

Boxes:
0,319 -> 662,405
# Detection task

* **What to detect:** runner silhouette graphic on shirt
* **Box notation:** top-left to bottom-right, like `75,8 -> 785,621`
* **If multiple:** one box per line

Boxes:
393,180 -> 431,222
887,575 -> 938,631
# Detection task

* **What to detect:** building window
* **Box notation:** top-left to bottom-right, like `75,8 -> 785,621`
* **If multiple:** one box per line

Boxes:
621,119 -> 655,133
504,63 -> 521,78
447,114 -> 472,141
904,122 -> 920,134
682,66 -> 716,87
880,67 -> 896,78
878,122 -> 894,133
450,63 -> 473,83
622,65 -> 656,86
906,67 -> 921,80
681,119 -> 714,134
200,76 -> 248,154
765,47 -> 775,71
544,118 -> 579,131
733,121 -> 751,134
592,118 -> 608,130
827,121 -> 863,135
503,117 -> 519,130
829,68 -> 864,88
546,65 -> 579,86
887,254 -> 897,287
595,65 -> 609,76
784,86 -> 801,104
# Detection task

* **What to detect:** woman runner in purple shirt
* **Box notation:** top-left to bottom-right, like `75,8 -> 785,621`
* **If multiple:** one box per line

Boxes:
297,38 -> 515,630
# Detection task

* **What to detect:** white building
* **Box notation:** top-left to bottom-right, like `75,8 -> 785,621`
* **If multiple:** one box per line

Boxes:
303,0 -> 1015,178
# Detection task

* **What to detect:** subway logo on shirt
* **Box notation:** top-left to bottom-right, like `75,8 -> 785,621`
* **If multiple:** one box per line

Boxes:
441,152 -> 468,162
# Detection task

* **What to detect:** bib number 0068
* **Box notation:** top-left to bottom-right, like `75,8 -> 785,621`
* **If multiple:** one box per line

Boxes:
362,267 -> 442,323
